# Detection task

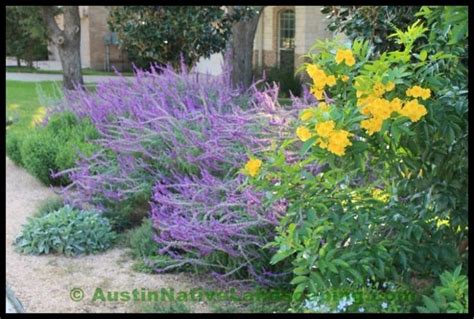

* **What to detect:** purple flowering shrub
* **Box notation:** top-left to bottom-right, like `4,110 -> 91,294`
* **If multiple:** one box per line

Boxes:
54,62 -> 301,283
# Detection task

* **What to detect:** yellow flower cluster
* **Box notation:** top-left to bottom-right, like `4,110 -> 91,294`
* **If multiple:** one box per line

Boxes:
406,85 -> 431,100
315,120 -> 335,137
359,97 -> 405,136
296,126 -> 313,142
357,81 -> 395,99
315,120 -> 352,156
372,189 -> 390,203
244,158 -> 262,177
297,119 -> 352,156
326,130 -> 353,156
306,64 -> 337,101
356,80 -> 428,135
399,99 -> 428,122
335,49 -> 356,66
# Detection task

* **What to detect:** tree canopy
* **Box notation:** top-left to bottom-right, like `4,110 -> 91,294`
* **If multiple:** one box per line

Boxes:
6,6 -> 50,67
107,6 -> 256,69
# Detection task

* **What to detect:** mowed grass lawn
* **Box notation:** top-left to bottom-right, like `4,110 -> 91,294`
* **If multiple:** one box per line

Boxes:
6,66 -> 134,76
6,80 -> 96,134
6,80 -> 63,134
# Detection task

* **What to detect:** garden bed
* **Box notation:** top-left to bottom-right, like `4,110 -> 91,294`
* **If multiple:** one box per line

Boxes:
5,157 -> 212,313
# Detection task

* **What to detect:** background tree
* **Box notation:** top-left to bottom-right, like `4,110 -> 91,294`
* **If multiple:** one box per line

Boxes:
107,6 -> 248,70
227,6 -> 264,89
41,6 -> 84,90
322,6 -> 421,54
6,6 -> 49,67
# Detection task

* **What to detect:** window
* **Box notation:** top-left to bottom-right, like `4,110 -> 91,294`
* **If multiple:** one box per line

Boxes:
278,9 -> 295,72
279,10 -> 295,50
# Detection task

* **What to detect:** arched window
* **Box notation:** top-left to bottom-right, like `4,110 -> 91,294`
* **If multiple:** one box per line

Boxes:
278,9 -> 295,72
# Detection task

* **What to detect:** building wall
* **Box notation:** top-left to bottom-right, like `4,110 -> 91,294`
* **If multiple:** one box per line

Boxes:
253,6 -> 333,72
47,6 -> 130,71
88,6 -> 129,71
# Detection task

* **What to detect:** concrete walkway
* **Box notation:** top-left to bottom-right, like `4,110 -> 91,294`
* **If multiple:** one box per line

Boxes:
6,72 -> 133,83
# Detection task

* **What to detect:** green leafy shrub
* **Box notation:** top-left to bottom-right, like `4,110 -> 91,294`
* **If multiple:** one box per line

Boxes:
322,6 -> 421,54
19,111 -> 99,185
34,197 -> 64,218
245,6 -> 467,307
256,66 -> 302,97
14,205 -> 116,256
129,218 -> 160,259
417,265 -> 468,313
6,129 -> 25,165
20,129 -> 59,184
102,190 -> 151,232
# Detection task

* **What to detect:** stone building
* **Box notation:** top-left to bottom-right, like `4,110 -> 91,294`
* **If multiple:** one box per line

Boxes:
253,6 -> 332,73
48,6 -> 129,71
195,6 -> 333,76
48,6 -> 332,74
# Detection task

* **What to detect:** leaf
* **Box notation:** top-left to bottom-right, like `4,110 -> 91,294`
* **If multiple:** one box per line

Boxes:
293,266 -> 310,276
347,268 -> 363,284
290,275 -> 308,285
300,136 -> 317,157
310,271 -> 327,289
270,249 -> 294,265
419,50 -> 428,61
422,295 -> 440,312
350,141 -> 369,154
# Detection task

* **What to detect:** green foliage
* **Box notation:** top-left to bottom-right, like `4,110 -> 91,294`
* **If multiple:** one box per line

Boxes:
256,66 -> 302,98
107,6 -> 256,69
19,111 -> 99,185
322,6 -> 421,54
247,6 -> 467,308
34,197 -> 65,218
102,189 -> 151,232
20,129 -> 60,185
6,6 -> 50,66
299,284 -> 417,313
417,265 -> 468,313
14,205 -> 116,256
6,80 -> 63,133
129,218 -> 160,259
6,129 -> 25,165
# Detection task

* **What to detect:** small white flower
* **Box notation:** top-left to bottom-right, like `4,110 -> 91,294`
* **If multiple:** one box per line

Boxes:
381,302 -> 388,309
358,307 -> 365,312
382,282 -> 388,288
347,294 -> 354,306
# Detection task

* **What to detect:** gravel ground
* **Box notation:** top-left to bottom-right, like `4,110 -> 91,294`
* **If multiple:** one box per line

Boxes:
5,157 -> 211,313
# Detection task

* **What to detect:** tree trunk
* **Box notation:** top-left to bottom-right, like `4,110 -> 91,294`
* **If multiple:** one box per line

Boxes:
41,6 -> 83,90
228,6 -> 264,89
16,57 -> 21,67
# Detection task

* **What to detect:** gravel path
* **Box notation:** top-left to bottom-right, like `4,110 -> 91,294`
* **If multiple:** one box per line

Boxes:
5,157 -> 211,313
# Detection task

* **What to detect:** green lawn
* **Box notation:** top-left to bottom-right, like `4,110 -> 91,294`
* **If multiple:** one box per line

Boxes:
6,80 -> 63,134
6,66 -> 134,76
6,80 -> 95,135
